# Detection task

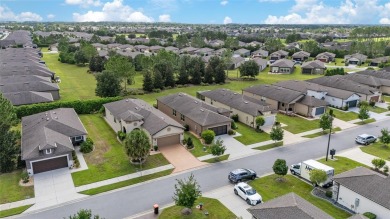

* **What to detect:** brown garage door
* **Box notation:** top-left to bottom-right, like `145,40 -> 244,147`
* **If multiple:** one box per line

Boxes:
370,96 -> 379,102
157,135 -> 180,147
32,156 -> 68,174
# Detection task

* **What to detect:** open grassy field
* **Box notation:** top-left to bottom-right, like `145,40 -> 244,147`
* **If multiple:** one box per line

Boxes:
361,142 -> 390,161
276,114 -> 319,134
234,122 -> 271,145
72,114 -> 170,186
0,170 -> 34,204
42,52 -> 98,101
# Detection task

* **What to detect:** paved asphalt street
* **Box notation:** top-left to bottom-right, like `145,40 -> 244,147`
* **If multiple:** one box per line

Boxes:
13,120 -> 390,219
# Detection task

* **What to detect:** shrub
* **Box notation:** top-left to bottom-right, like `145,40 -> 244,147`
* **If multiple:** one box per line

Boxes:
388,106 -> 390,110
363,212 -> 377,219
184,124 -> 190,131
153,145 -> 158,151
274,121 -> 280,126
74,159 -> 80,168
201,130 -> 215,144
186,137 -> 194,149
384,165 -> 389,175
80,138 -> 94,153
152,88 -> 161,93
153,103 -> 158,108
369,101 -> 376,107
117,131 -> 126,141
343,105 -> 349,111
182,138 -> 187,145
231,114 -> 239,122
21,170 -> 29,183
228,129 -> 236,135
372,158 -> 386,170
231,121 -> 238,130
325,191 -> 332,198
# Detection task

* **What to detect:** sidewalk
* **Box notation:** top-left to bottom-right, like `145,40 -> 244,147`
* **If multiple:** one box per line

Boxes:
337,147 -> 389,167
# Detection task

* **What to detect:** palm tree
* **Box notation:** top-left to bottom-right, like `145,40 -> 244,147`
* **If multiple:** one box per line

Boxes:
124,129 -> 151,163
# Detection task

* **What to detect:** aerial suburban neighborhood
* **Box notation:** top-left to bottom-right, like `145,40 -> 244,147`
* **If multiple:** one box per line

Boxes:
1,1 -> 390,219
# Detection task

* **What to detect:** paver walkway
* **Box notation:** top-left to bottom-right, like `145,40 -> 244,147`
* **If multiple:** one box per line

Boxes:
159,144 -> 205,173
337,147 -> 389,167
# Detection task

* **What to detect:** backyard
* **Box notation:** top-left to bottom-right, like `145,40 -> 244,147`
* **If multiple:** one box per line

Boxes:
233,122 -> 271,145
276,114 -> 319,134
0,170 -> 34,204
360,142 -> 390,161
71,114 -> 170,186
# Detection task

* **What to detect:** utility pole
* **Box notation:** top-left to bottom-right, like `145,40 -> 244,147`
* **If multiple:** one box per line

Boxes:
325,114 -> 333,161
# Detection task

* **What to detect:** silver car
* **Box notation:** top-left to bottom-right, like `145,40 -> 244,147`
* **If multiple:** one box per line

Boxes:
355,134 -> 377,145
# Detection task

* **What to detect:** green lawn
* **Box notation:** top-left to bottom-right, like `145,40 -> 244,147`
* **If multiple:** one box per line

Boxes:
249,175 -> 351,219
0,170 -> 34,204
42,52 -> 98,101
184,132 -> 210,157
80,169 -> 173,195
0,205 -> 32,218
234,122 -> 271,145
203,154 -> 230,163
159,197 -> 236,219
276,114 -> 319,134
72,114 -> 170,186
302,127 -> 342,138
253,141 -> 283,150
318,156 -> 368,175
382,95 -> 390,103
328,108 -> 358,121
354,118 -> 376,125
361,142 -> 390,161
368,105 -> 388,114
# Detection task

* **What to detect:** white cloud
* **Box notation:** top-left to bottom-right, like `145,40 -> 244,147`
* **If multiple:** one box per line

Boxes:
221,1 -> 228,6
380,18 -> 390,24
65,0 -> 101,7
0,6 -> 42,21
264,0 -> 390,24
159,14 -> 171,22
47,14 -> 55,19
223,16 -> 232,24
73,0 -> 154,22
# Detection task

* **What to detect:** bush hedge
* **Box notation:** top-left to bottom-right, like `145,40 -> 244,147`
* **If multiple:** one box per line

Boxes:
201,130 -> 215,144
363,212 -> 377,219
80,137 -> 94,153
15,97 -> 123,118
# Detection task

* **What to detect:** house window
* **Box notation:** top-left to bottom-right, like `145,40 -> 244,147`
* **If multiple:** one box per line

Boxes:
75,136 -> 83,141
45,149 -> 52,154
173,109 -> 176,116
181,114 -> 185,121
114,117 -> 117,123
281,103 -> 285,107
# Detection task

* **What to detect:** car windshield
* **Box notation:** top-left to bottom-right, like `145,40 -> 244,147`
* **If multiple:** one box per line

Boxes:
246,189 -> 256,195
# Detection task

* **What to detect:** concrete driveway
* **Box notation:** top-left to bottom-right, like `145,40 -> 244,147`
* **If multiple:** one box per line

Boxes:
159,144 -> 206,173
26,168 -> 87,212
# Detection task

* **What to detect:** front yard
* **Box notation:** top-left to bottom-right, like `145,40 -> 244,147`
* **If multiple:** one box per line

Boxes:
318,156 -> 368,175
184,132 -> 210,157
71,114 -> 170,186
367,105 -> 388,114
276,114 -> 319,134
354,118 -> 376,125
360,142 -> 390,161
302,127 -> 341,138
0,170 -> 34,204
327,108 -> 358,121
382,95 -> 390,103
233,122 -> 271,145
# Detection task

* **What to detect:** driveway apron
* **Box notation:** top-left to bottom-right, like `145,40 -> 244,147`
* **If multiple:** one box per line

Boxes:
159,144 -> 205,173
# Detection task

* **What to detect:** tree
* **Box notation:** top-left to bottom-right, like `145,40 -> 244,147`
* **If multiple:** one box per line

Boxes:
176,34 -> 189,49
210,138 -> 226,161
173,173 -> 202,212
68,209 -> 103,219
239,60 -> 259,78
309,169 -> 327,186
255,116 -> 265,130
272,159 -> 288,178
104,55 -> 134,90
214,63 -> 226,84
379,128 -> 390,145
358,106 -> 370,123
224,37 -> 239,50
133,54 -> 145,71
191,35 -> 205,48
89,56 -> 105,72
178,55 -> 190,84
74,50 -> 88,65
201,130 -> 215,144
319,113 -> 333,133
123,129 -> 151,163
114,34 -> 127,44
142,70 -> 154,92
270,124 -> 284,145
153,70 -> 164,90
204,64 -> 214,84
372,158 -> 386,170
188,57 -> 204,85
95,71 -> 121,97
221,49 -> 233,77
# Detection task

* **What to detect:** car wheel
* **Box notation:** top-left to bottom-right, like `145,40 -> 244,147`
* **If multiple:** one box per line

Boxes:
237,179 -> 242,183
291,170 -> 295,175
234,189 -> 238,195
251,175 -> 256,180
246,199 -> 251,205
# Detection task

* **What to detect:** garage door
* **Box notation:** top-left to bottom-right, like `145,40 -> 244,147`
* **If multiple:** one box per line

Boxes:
209,125 -> 227,136
157,135 -> 180,147
348,100 -> 358,107
32,156 -> 68,174
370,96 -> 379,102
315,107 -> 325,116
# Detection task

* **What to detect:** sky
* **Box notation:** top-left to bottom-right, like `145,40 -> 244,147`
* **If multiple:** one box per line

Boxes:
0,0 -> 390,24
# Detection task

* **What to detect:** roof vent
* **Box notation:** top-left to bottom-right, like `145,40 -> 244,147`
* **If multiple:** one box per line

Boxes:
194,101 -> 198,104
244,101 -> 249,104
200,109 -> 204,112
135,107 -> 139,110
46,117 -> 50,121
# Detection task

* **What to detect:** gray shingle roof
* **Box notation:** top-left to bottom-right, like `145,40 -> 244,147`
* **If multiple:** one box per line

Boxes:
3,91 -> 53,106
342,73 -> 390,87
21,108 -> 87,160
0,81 -> 59,93
243,84 -> 304,104
316,52 -> 336,59
297,95 -> 328,107
345,53 -> 368,62
0,75 -> 51,84
292,51 -> 310,58
200,89 -> 273,117
247,193 -> 333,219
271,59 -> 295,68
253,58 -> 267,67
301,60 -> 325,69
334,167 -> 390,210
357,70 -> 390,80
307,76 -> 379,95
104,99 -> 184,135
271,50 -> 289,57
157,93 -> 232,126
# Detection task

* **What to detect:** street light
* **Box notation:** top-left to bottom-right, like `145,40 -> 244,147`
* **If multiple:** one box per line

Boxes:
325,113 -> 334,161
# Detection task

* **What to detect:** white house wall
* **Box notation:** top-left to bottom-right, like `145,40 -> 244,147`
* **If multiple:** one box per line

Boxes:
307,90 -> 326,99
104,108 -> 122,133
337,185 -> 390,219
325,96 -> 344,108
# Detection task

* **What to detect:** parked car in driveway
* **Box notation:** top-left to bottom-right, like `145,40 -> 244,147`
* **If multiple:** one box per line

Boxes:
355,134 -> 377,145
234,182 -> 262,205
228,168 -> 257,183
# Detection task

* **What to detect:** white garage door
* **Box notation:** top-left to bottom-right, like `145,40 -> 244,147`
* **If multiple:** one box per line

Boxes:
263,115 -> 276,127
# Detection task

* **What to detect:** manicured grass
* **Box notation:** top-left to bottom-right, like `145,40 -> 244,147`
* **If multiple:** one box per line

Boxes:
253,141 -> 283,150
302,127 -> 342,138
354,118 -> 376,125
79,169 -> 173,195
249,175 -> 351,219
328,108 -> 358,121
234,122 -> 271,145
0,170 -> 34,204
361,142 -> 390,161
276,114 -> 319,134
184,132 -> 210,157
203,154 -> 230,163
72,114 -> 170,186
0,205 -> 32,218
159,197 -> 237,219
42,52 -> 98,101
382,95 -> 390,103
318,156 -> 368,175
368,105 -> 388,114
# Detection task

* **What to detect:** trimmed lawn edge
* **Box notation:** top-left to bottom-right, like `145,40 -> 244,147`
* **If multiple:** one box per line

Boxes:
253,141 -> 283,150
203,154 -> 230,163
302,127 -> 342,138
0,205 -> 32,218
79,169 -> 173,195
354,118 -> 376,125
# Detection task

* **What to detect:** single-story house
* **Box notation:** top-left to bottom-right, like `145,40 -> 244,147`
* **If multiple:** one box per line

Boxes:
195,48 -> 215,56
214,48 -> 227,56
333,167 -> 390,219
292,51 -> 310,62
345,53 -> 368,65
198,88 -> 276,128
208,39 -> 224,47
230,56 -> 246,69
157,93 -> 232,136
234,48 -> 251,57
0,81 -> 60,100
341,73 -> 390,94
301,60 -> 326,74
180,47 -> 199,55
369,57 -> 389,66
251,49 -> 269,58
164,46 -> 179,54
134,45 -> 149,52
357,70 -> 390,81
316,52 -> 336,63
21,108 -> 87,175
270,50 -> 289,61
253,58 -> 268,71
148,45 -> 164,53
270,59 -> 295,74
248,193 -> 333,219
103,99 -> 185,148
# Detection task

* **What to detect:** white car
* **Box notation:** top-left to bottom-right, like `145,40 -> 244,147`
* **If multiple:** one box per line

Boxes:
234,182 -> 262,205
